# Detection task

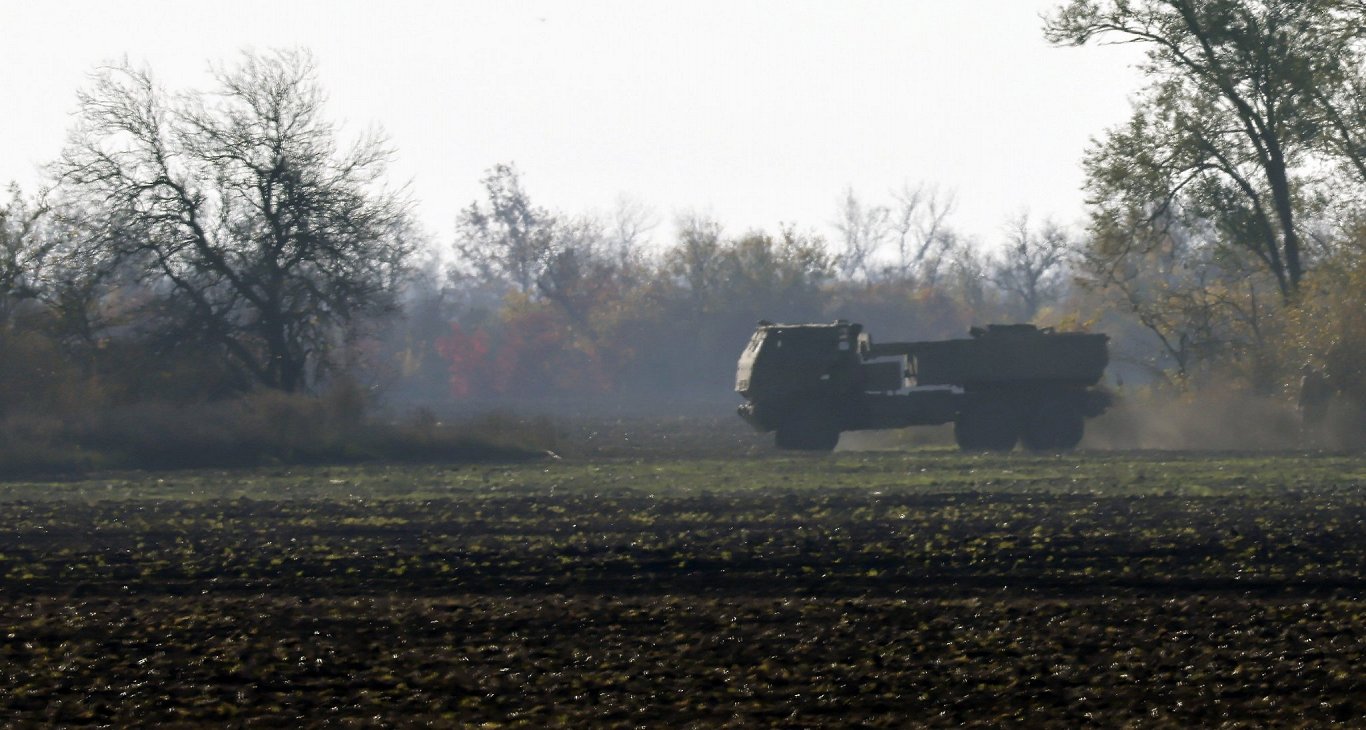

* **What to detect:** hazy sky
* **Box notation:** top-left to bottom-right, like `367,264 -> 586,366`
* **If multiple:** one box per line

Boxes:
2,0 -> 1144,251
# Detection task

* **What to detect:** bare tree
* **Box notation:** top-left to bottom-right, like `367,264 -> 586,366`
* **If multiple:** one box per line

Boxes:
607,194 -> 659,268
832,188 -> 888,281
992,214 -> 1071,320
3,196 -> 132,353
0,186 -> 52,323
887,182 -> 956,284
58,50 -> 414,392
945,234 -> 991,317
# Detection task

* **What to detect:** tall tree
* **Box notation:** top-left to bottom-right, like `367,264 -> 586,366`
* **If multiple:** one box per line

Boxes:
1080,211 -> 1276,382
1046,0 -> 1366,297
716,226 -> 833,318
604,194 -> 658,276
59,49 -> 413,392
992,214 -> 1071,320
666,212 -> 725,319
453,164 -> 556,296
534,214 -> 619,330
832,188 -> 888,281
887,182 -> 956,285
454,165 -> 631,332
0,186 -> 50,323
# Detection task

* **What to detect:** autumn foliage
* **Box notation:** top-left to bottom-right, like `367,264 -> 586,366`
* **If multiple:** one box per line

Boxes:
437,308 -> 612,399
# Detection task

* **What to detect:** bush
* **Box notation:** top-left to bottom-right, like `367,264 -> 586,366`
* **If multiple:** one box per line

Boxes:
0,389 -> 546,478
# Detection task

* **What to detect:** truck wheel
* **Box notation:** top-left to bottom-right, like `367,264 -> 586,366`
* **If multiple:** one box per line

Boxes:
1021,404 -> 1084,452
774,411 -> 840,451
954,399 -> 1020,452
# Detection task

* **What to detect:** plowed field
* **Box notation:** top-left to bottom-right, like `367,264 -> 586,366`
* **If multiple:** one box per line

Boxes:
1,450 -> 1363,727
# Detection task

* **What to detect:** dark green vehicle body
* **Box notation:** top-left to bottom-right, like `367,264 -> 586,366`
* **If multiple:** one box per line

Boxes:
735,321 -> 1110,451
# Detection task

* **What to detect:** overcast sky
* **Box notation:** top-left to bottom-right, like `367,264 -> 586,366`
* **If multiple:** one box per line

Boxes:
2,0 -> 1145,251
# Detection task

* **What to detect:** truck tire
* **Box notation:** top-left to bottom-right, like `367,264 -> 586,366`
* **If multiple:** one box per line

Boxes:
774,409 -> 841,451
1021,403 -> 1084,452
954,398 -> 1020,452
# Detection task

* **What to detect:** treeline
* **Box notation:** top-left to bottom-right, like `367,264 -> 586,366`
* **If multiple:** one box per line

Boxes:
2,0 -> 1366,469
393,167 -> 1085,407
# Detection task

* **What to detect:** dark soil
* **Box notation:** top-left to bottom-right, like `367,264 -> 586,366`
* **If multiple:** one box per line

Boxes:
0,453 -> 1362,727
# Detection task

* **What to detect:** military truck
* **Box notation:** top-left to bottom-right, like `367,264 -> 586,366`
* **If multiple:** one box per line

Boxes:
735,321 -> 1111,451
